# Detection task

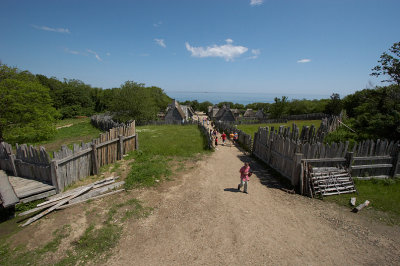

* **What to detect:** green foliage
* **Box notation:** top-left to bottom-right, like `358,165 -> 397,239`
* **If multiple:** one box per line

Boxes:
245,102 -> 270,112
325,178 -> 400,225
371,41 -> 400,85
198,101 -> 213,112
269,96 -> 289,118
342,85 -> 400,141
111,81 -> 171,123
0,77 -> 58,143
324,93 -> 343,115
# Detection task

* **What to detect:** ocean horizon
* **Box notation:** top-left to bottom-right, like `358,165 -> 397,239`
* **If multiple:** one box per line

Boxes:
165,91 -> 330,105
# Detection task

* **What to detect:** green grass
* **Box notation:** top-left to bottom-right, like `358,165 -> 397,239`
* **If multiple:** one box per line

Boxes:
0,225 -> 71,266
324,178 -> 400,225
237,120 -> 322,137
125,125 -> 211,189
30,117 -> 102,154
0,197 -> 151,266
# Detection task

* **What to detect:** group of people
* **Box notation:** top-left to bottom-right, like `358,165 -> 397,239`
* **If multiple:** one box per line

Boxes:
210,129 -> 238,147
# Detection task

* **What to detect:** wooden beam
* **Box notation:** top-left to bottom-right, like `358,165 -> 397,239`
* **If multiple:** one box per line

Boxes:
351,164 -> 392,170
21,185 -> 93,227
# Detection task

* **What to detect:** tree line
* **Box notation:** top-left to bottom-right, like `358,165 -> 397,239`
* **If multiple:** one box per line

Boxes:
0,64 -> 171,144
1,41 -> 398,143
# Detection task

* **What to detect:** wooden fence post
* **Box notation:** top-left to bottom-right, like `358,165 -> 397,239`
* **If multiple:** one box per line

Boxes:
390,149 -> 400,177
252,132 -> 258,155
50,160 -> 61,193
91,143 -> 99,175
118,135 -> 124,160
9,154 -> 18,177
292,153 -> 303,187
135,133 -> 139,151
345,152 -> 354,173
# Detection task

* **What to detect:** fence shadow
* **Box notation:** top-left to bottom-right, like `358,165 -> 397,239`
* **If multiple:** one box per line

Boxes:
236,154 -> 292,190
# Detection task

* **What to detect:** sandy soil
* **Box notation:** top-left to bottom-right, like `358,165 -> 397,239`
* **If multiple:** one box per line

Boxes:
106,139 -> 400,265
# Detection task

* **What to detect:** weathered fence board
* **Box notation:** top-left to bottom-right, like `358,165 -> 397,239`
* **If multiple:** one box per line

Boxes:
0,121 -> 137,193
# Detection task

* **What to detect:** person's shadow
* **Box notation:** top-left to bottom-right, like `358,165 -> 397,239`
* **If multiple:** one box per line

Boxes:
223,188 -> 241,193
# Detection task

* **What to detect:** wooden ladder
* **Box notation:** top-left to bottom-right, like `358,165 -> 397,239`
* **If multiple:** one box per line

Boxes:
305,164 -> 357,198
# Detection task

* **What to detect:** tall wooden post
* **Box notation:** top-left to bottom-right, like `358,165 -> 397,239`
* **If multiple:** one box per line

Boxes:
135,133 -> 139,151
345,152 -> 354,173
118,135 -> 124,160
9,154 -> 18,177
390,149 -> 400,177
50,160 -> 61,192
292,153 -> 303,188
91,143 -> 99,175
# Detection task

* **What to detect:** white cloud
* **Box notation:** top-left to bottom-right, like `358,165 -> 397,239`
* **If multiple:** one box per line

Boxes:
250,0 -> 263,6
106,52 -> 111,56
153,21 -> 163,27
87,49 -> 102,61
154,38 -> 166,48
297,59 -> 311,63
32,25 -> 70,33
64,48 -> 80,55
185,39 -> 248,61
248,49 -> 261,59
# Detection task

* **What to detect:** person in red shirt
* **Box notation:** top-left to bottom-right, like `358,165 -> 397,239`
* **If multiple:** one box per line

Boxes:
221,132 -> 227,145
238,162 -> 252,194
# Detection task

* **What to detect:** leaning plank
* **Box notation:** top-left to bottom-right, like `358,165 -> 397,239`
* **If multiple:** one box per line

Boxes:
19,189 -> 56,204
57,189 -> 125,210
40,177 -> 118,205
21,185 -> 93,227
20,179 -> 119,216
0,171 -> 19,207
68,181 -> 124,204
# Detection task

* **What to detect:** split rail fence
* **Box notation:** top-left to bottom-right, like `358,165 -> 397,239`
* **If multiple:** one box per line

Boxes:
0,121 -> 137,193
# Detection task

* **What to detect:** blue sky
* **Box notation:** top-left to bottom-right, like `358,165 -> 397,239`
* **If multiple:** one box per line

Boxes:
1,0 -> 399,99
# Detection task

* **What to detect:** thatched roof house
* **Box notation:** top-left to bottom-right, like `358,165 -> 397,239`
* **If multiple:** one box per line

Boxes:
165,100 -> 186,123
207,105 -> 220,119
215,105 -> 235,122
243,109 -> 256,118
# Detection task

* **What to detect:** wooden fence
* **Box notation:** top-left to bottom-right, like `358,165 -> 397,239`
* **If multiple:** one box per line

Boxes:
0,121 -> 137,193
252,126 -> 400,188
197,122 -> 214,150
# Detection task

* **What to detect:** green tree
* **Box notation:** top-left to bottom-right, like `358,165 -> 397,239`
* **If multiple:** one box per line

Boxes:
324,93 -> 343,115
371,41 -> 400,85
270,96 -> 288,118
0,79 -> 58,143
111,81 -> 160,123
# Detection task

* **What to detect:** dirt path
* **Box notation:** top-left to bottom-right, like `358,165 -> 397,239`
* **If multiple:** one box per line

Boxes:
108,139 -> 400,265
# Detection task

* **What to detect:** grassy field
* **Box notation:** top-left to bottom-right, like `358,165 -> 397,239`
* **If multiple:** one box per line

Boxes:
324,178 -> 400,225
31,117 -> 102,154
124,124 -> 211,189
237,120 -> 322,137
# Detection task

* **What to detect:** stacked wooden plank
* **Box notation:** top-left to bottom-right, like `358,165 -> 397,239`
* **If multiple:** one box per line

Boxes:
309,167 -> 356,197
19,176 -> 125,226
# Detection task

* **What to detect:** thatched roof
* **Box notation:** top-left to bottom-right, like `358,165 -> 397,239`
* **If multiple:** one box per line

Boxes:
243,109 -> 255,117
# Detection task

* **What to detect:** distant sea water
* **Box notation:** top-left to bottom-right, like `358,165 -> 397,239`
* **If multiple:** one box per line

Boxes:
166,91 -> 330,105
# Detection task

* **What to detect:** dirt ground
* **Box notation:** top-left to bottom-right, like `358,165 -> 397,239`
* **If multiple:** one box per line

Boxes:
105,139 -> 400,265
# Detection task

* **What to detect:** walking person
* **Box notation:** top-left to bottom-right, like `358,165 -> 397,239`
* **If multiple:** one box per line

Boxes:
238,162 -> 252,194
221,132 -> 227,145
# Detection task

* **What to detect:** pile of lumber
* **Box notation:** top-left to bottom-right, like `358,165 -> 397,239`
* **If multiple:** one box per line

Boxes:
19,176 -> 125,226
